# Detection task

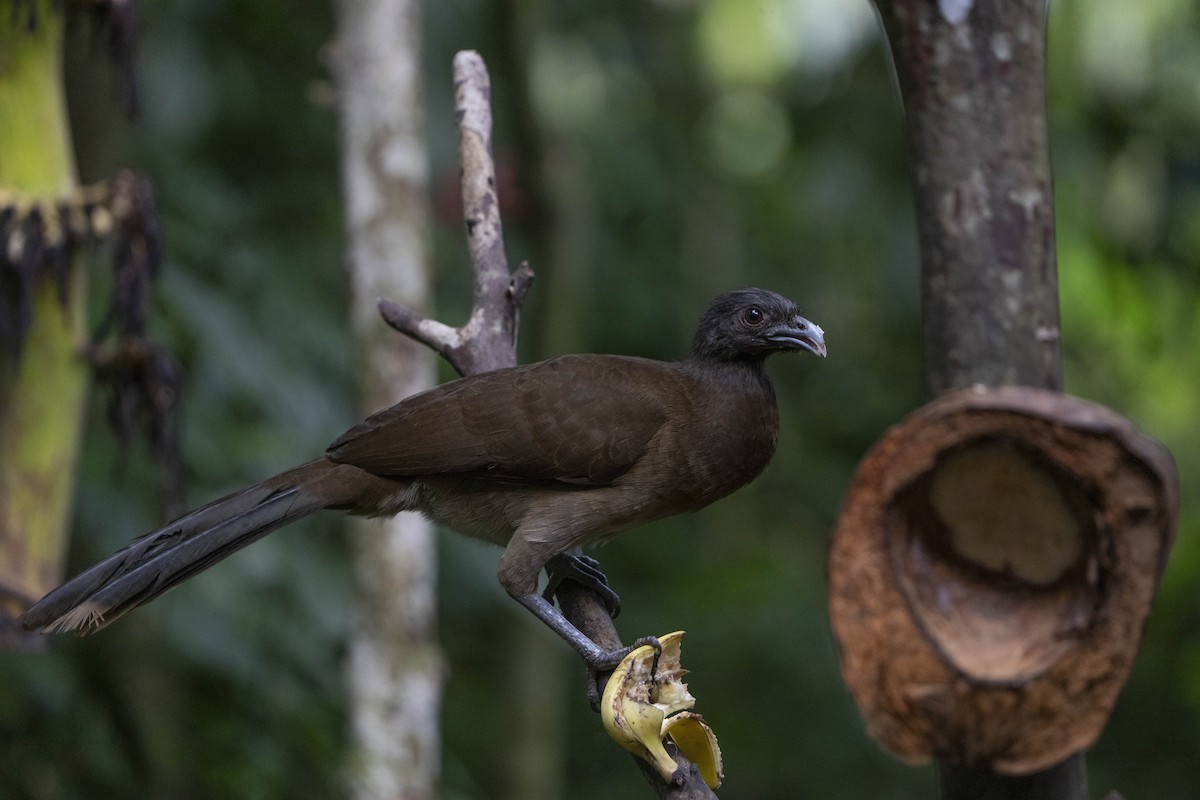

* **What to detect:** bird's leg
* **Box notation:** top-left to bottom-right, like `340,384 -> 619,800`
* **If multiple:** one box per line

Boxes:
543,549 -> 622,618
520,590 -> 662,708
513,592 -> 655,670
500,537 -> 660,700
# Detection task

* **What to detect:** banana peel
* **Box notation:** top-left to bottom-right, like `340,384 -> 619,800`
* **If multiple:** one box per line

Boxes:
600,631 -> 723,788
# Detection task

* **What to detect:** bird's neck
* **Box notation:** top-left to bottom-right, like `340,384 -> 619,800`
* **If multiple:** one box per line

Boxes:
680,354 -> 773,394
670,354 -> 781,505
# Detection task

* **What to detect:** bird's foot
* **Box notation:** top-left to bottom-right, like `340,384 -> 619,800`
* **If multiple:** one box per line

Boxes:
543,551 -> 622,618
585,634 -> 662,710
586,634 -> 662,671
511,588 -> 657,708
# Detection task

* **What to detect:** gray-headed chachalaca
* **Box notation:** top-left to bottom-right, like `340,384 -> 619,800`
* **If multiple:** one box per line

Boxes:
22,288 -> 825,669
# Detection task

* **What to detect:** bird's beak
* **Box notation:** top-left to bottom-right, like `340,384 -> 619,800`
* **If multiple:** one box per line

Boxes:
767,315 -> 827,358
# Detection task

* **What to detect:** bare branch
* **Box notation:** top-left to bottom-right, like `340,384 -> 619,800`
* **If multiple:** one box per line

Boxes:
380,50 -> 717,799
378,49 -> 529,377
377,297 -> 462,355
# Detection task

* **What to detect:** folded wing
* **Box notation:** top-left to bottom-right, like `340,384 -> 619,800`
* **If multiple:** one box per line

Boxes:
326,355 -> 679,486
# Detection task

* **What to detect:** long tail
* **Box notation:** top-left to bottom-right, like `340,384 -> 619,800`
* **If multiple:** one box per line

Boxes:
20,460 -> 340,634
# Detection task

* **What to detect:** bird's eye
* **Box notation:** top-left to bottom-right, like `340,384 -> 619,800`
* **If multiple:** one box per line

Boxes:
741,306 -> 764,326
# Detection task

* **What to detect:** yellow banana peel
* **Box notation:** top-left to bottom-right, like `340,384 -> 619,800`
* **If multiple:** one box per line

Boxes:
600,631 -> 724,789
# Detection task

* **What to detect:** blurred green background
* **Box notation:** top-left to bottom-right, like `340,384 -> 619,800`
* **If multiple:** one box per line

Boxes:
2,0 -> 1198,797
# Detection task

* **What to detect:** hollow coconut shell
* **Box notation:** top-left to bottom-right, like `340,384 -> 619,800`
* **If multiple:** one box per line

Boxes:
828,385 -> 1177,774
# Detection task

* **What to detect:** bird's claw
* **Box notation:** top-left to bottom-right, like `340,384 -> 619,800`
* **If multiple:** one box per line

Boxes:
589,635 -> 662,672
585,634 -> 663,710
543,552 -> 622,618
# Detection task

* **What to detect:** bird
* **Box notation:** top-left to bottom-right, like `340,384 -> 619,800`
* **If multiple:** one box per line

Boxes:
21,287 -> 826,669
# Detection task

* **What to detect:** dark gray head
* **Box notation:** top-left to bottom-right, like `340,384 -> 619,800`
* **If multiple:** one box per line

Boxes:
689,288 -> 826,363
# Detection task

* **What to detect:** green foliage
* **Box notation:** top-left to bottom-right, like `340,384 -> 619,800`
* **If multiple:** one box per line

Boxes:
1,0 -> 1197,798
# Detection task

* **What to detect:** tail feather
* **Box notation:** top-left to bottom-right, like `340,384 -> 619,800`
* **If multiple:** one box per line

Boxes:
21,480 -> 329,634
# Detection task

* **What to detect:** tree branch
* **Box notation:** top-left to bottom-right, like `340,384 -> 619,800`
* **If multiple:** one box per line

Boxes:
378,50 -> 534,377
379,49 -> 716,799
557,582 -> 718,799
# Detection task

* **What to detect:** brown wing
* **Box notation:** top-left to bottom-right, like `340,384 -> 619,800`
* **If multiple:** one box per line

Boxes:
325,355 -> 680,485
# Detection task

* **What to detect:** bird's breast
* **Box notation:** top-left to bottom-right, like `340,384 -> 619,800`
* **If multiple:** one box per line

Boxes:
656,379 -> 781,509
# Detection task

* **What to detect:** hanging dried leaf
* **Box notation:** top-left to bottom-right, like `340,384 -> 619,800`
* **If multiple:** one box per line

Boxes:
1,170 -> 181,513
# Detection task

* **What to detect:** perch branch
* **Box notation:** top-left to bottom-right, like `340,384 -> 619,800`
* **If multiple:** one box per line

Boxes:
557,581 -> 718,799
380,50 -> 715,798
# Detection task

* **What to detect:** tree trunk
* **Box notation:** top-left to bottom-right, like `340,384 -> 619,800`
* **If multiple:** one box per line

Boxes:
875,0 -> 1062,397
332,1 -> 441,797
873,0 -> 1079,795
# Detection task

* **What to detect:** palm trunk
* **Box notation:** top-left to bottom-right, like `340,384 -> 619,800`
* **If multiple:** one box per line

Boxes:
0,0 -> 90,647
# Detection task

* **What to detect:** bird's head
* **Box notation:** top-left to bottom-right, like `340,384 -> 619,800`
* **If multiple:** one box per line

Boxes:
689,288 -> 826,363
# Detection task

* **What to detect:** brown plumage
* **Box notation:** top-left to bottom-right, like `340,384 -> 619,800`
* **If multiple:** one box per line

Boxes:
21,288 -> 825,667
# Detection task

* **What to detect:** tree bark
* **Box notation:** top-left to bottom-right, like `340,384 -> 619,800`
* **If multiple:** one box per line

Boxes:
875,0 -> 1062,396
332,2 -> 441,798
